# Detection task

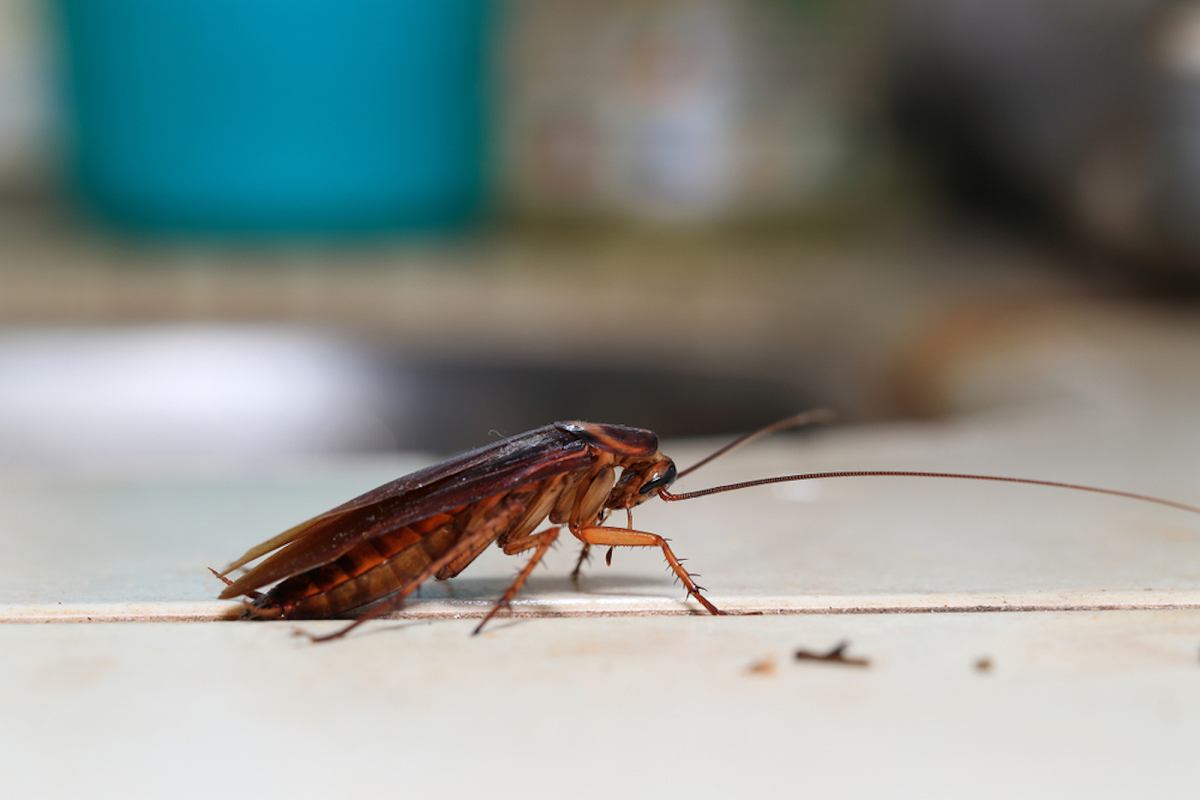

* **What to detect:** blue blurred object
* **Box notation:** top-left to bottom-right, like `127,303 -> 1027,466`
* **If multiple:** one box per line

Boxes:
53,0 -> 491,234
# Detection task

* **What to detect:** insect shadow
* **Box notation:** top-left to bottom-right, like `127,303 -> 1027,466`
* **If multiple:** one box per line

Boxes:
429,572 -> 670,601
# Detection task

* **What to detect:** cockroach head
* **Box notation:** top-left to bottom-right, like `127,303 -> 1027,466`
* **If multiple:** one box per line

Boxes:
607,454 -> 677,509
555,420 -> 673,509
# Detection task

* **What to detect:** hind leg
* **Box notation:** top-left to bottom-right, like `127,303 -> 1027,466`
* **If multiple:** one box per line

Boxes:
208,566 -> 263,601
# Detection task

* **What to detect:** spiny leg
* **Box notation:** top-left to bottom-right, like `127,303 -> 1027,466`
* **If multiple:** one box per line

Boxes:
602,507 -> 636,568
569,544 -> 591,584
569,507 -> 629,580
208,566 -> 262,601
594,508 -> 634,572
474,526 -> 560,636
573,525 -> 723,616
301,527 -> 497,643
571,504 -> 619,582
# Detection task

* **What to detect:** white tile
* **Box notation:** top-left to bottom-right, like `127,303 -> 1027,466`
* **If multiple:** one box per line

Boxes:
2,612 -> 1198,800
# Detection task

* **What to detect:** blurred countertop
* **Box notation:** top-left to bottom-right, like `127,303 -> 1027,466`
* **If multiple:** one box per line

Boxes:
4,201 -> 1200,426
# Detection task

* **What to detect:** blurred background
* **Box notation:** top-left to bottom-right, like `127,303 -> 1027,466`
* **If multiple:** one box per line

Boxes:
2,0 -> 1199,470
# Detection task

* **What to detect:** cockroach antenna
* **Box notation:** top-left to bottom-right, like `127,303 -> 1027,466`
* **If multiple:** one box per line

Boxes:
659,470 -> 1200,515
675,408 -> 835,478
661,412 -> 1199,515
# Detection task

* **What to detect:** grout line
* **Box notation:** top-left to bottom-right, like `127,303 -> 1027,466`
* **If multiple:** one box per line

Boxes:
3,593 -> 1200,624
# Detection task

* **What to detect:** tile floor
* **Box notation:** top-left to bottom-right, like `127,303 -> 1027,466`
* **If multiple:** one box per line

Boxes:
2,409 -> 1198,798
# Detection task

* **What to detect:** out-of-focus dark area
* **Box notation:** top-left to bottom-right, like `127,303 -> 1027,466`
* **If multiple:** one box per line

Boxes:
2,0 -> 1198,468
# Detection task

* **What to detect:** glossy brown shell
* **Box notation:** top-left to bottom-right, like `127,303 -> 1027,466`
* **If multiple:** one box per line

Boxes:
219,422 -> 662,619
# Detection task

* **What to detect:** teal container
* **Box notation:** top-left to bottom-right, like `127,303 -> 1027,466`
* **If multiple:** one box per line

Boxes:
53,0 -> 491,234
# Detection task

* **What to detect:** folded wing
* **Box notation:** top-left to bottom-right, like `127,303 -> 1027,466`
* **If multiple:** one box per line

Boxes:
219,424 -> 594,599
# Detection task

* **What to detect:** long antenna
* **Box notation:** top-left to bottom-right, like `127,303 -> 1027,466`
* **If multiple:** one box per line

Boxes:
676,409 -> 836,479
658,470 -> 1200,515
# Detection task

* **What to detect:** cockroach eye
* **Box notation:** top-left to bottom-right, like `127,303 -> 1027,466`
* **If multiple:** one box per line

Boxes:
639,462 -> 677,494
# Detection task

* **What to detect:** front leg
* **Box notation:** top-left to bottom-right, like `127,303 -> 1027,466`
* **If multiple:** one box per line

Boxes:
571,525 -> 723,616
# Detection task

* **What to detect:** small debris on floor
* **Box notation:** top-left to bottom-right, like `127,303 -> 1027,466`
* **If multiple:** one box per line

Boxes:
745,657 -> 777,676
974,657 -> 994,673
793,641 -> 870,668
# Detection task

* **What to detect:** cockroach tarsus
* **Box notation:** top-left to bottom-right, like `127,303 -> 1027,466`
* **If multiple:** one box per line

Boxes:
213,410 -> 1200,642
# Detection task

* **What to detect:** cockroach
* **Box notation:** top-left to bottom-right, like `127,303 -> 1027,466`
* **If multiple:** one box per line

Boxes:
214,411 -> 1200,641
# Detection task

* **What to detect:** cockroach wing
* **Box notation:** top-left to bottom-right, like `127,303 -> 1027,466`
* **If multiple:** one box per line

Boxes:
220,424 -> 573,575
219,424 -> 595,599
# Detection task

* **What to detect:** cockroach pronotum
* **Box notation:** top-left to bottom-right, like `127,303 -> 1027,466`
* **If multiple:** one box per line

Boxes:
214,411 -> 1200,641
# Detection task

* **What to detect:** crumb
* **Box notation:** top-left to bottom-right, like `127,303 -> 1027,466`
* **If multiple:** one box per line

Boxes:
974,657 -> 993,673
746,657 -> 777,676
794,641 -> 870,668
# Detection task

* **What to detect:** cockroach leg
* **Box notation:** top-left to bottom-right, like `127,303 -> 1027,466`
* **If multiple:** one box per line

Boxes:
599,507 -> 633,566
499,526 -> 561,558
207,567 -> 263,600
569,544 -> 592,584
474,527 -> 561,636
601,507 -> 633,566
573,525 -> 724,616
